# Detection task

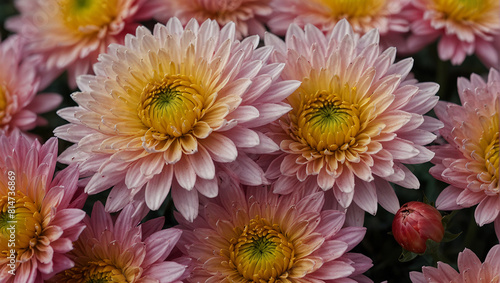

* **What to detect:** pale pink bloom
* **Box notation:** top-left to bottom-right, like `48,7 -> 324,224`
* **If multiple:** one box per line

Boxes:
0,36 -> 62,138
401,0 -> 500,65
175,170 -> 373,282
148,0 -> 272,39
267,0 -> 410,46
430,68 -> 500,240
49,201 -> 188,282
0,131 -> 87,283
6,0 -> 158,88
410,244 -> 500,283
54,18 -> 299,221
263,20 -> 442,224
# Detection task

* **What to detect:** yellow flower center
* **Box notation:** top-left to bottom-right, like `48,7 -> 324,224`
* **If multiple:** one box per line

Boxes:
0,86 -> 7,121
138,75 -> 205,138
315,0 -> 386,18
58,0 -> 119,32
482,115 -> 499,189
295,90 -> 361,153
57,260 -> 132,283
285,78 -> 372,165
229,217 -> 295,281
431,0 -> 498,23
0,191 -> 43,263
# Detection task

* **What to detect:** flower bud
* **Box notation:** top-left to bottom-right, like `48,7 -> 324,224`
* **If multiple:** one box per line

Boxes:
392,201 -> 444,254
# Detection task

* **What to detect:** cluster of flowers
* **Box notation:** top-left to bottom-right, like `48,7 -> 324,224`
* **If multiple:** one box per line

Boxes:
0,0 -> 499,282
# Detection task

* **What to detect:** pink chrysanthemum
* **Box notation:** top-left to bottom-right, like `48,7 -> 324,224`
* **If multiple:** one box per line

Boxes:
149,0 -> 272,39
410,244 -> 500,283
430,68 -> 500,239
49,201 -> 188,282
6,0 -> 159,88
402,0 -> 500,66
267,0 -> 410,42
0,131 -> 87,283
0,36 -> 61,138
175,171 -> 373,282
263,20 -> 441,222
54,17 -> 299,221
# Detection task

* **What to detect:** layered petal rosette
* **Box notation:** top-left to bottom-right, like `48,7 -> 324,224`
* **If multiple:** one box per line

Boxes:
0,36 -> 62,138
149,0 -> 272,39
402,0 -> 500,66
267,0 -> 410,44
0,131 -> 87,283
54,18 -> 299,221
175,171 -> 373,282
410,244 -> 500,283
6,0 -> 158,87
263,20 -> 441,222
49,201 -> 188,282
430,69 -> 500,239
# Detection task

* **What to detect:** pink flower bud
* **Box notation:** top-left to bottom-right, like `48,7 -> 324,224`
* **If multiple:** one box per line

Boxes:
392,201 -> 444,254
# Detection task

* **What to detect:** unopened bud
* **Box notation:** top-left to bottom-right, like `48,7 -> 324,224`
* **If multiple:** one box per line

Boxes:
392,201 -> 444,254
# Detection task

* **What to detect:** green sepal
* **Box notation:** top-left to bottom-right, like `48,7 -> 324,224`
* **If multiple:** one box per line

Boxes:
398,248 -> 418,262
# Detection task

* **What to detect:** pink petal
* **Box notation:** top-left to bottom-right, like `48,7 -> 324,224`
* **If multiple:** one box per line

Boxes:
171,183 -> 199,222
436,185 -> 463,210
187,145 -> 215,180
174,156 -> 197,190
202,132 -> 238,162
474,196 -> 500,226
273,175 -> 302,194
143,261 -> 187,283
316,210 -> 346,238
311,260 -> 355,280
143,228 -> 182,266
145,166 -> 173,210
375,178 -> 399,214
353,180 -> 378,215
457,248 -> 481,276
194,177 -> 218,198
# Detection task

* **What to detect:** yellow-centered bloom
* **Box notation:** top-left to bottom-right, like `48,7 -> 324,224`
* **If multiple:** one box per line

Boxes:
55,18 -> 300,221
0,132 -> 86,283
263,20 -> 442,223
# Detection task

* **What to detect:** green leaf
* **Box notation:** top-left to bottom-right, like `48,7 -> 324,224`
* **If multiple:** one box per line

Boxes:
441,230 -> 462,243
398,248 -> 418,262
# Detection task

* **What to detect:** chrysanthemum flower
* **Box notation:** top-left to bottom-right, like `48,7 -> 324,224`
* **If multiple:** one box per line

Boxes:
0,36 -> 62,138
149,0 -> 272,39
175,171 -> 373,282
6,0 -> 158,88
267,0 -> 410,42
0,131 -> 87,283
430,68 -> 500,239
54,17 -> 299,221
49,201 -> 188,282
263,20 -> 441,221
403,0 -> 500,66
410,244 -> 500,283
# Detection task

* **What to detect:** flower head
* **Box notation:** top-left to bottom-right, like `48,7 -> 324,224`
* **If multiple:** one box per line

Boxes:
267,0 -> 410,42
49,201 -> 187,283
0,36 -> 62,138
403,0 -> 500,65
6,0 -> 157,87
149,0 -> 272,39
0,131 -> 86,283
54,17 -> 299,221
263,20 -> 441,221
430,68 -> 500,239
410,244 -> 500,283
175,171 -> 373,282
392,201 -> 444,254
